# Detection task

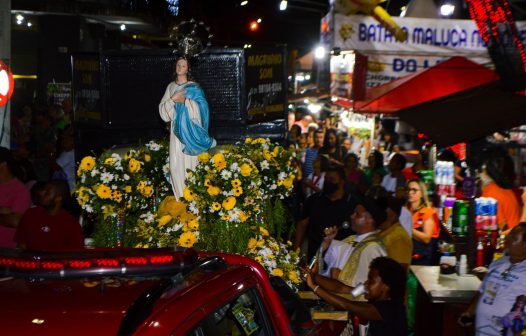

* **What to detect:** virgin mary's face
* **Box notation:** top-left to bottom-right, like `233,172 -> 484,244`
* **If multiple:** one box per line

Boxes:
176,59 -> 189,76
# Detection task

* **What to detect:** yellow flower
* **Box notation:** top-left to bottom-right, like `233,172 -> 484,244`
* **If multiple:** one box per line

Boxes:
104,157 -> 114,165
77,186 -> 90,197
188,219 -> 199,230
248,238 -> 257,250
198,152 -> 210,163
79,156 -> 96,171
128,158 -> 141,173
179,231 -> 197,248
102,205 -> 115,219
212,153 -> 226,170
222,196 -> 236,210
231,179 -> 241,188
232,187 -> 243,197
272,268 -> 284,277
96,185 -> 112,199
288,271 -> 300,283
256,239 -> 265,247
142,186 -> 153,197
282,176 -> 294,189
207,186 -> 220,196
183,188 -> 194,202
239,211 -> 248,222
124,186 -> 132,193
204,179 -> 212,187
259,226 -> 269,237
221,214 -> 230,221
179,211 -> 197,224
212,202 -> 221,211
272,146 -> 280,157
144,154 -> 151,162
159,196 -> 186,217
158,215 -> 172,227
245,137 -> 252,144
254,256 -> 263,265
287,240 -> 293,246
112,191 -> 122,203
263,150 -> 272,161
240,163 -> 252,177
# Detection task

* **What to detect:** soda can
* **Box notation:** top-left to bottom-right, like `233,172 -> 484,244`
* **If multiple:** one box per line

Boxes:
475,198 -> 483,216
488,199 -> 498,216
453,200 -> 469,237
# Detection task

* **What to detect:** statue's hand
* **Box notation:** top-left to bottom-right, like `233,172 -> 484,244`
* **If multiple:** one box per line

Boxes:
171,90 -> 186,103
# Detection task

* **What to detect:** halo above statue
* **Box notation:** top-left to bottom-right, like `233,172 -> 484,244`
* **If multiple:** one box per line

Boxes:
170,19 -> 213,58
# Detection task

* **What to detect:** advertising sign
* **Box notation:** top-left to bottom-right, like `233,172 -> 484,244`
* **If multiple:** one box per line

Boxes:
245,46 -> 287,123
72,54 -> 102,123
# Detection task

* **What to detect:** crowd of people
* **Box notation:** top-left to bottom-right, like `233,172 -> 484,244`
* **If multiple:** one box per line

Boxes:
2,99 -> 526,335
287,109 -> 526,336
0,97 -> 81,251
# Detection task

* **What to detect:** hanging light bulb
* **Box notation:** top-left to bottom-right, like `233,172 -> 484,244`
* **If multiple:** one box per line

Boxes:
279,0 -> 288,11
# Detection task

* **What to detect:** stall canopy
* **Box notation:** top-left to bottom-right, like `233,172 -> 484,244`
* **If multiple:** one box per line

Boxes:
354,56 -> 499,114
397,81 -> 526,147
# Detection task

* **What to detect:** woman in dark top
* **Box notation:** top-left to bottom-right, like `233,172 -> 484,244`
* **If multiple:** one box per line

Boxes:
318,128 -> 345,166
304,256 -> 407,336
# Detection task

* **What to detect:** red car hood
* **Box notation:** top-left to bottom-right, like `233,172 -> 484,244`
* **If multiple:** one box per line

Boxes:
0,276 -> 160,336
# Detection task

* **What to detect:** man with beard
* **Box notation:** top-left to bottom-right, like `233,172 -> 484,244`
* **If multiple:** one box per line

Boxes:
294,165 -> 360,261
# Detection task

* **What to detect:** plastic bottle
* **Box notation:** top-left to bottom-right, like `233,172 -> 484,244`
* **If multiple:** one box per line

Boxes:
458,254 -> 468,276
476,238 -> 484,267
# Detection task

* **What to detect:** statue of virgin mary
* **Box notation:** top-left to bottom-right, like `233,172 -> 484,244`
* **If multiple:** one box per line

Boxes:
159,56 -> 216,199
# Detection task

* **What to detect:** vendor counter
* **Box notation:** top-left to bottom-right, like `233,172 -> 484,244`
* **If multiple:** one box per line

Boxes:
410,266 -> 481,336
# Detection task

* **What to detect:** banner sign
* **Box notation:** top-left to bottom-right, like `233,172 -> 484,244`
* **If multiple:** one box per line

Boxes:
72,54 -> 102,123
364,54 -> 490,88
334,14 -> 526,56
245,46 -> 287,123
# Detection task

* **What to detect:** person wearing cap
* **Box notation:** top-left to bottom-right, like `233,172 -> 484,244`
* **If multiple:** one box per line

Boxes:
0,147 -> 31,248
305,197 -> 387,300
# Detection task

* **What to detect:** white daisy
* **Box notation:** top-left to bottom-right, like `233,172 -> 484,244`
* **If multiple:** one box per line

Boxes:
230,162 -> 240,172
220,170 -> 232,179
260,160 -> 269,170
100,172 -> 113,184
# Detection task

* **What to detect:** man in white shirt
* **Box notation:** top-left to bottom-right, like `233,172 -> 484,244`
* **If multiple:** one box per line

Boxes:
310,197 -> 387,299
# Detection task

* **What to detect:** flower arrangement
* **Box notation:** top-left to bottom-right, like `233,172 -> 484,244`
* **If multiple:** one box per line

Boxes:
134,196 -> 199,248
246,227 -> 302,290
182,150 -> 264,253
77,137 -> 302,289
237,138 -> 296,201
76,140 -> 171,247
235,138 -> 297,236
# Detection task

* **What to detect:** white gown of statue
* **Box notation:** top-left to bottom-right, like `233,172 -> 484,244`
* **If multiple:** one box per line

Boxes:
159,81 -> 201,199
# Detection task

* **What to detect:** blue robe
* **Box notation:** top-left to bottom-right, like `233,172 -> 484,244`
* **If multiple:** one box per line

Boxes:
173,83 -> 216,155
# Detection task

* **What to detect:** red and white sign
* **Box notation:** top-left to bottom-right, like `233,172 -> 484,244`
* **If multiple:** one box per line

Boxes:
0,60 -> 13,107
